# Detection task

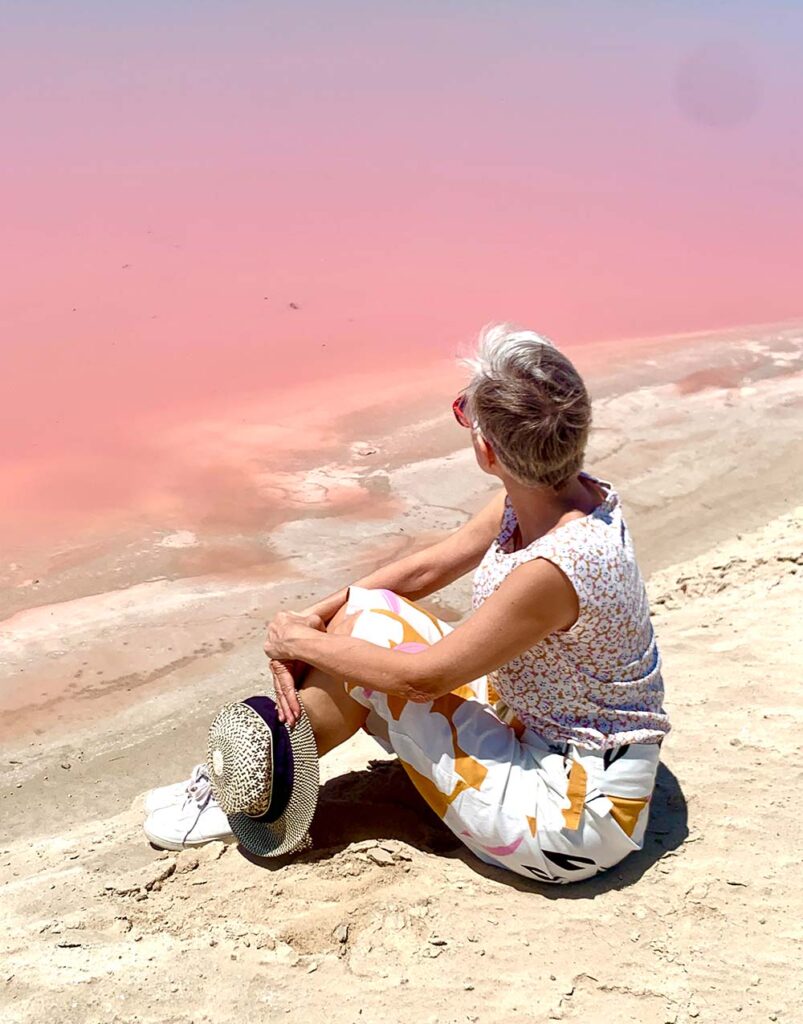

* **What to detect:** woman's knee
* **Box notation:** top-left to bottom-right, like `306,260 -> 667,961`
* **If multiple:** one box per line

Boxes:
326,602 -> 362,637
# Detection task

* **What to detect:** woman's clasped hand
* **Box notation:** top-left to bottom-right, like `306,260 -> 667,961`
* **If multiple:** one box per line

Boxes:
264,610 -> 326,724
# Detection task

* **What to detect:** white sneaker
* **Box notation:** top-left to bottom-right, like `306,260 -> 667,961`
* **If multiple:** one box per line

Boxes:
144,763 -> 209,815
143,764 -> 234,850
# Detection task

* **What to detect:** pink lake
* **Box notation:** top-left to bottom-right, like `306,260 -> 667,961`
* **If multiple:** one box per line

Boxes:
2,4 -> 802,553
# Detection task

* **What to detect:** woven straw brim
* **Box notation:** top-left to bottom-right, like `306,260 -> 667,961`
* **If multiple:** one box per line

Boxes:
211,689 -> 320,858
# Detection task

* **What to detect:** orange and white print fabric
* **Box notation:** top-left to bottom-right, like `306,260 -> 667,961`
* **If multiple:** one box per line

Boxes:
343,585 -> 661,883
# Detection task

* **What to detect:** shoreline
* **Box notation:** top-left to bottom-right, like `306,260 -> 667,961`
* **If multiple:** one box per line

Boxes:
4,317 -> 801,606
1,318 -> 801,760
4,316 -> 800,550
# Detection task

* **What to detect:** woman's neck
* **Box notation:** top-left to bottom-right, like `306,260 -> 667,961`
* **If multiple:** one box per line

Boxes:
505,473 -> 602,549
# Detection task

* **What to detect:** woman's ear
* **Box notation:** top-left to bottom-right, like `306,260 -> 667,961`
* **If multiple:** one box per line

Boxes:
474,430 -> 498,471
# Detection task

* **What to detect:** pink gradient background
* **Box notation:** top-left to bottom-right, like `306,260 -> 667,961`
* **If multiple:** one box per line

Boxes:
1,3 -> 801,548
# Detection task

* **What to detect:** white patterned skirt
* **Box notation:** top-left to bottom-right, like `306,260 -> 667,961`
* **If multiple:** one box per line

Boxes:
343,585 -> 661,884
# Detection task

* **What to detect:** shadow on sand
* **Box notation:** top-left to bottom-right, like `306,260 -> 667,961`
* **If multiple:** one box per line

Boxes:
239,757 -> 688,895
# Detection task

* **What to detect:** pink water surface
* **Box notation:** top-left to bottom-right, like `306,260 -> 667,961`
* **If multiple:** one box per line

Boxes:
2,4 -> 801,551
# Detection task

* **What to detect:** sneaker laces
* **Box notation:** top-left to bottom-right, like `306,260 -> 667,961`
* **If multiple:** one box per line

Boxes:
182,764 -> 217,811
180,764 -> 223,847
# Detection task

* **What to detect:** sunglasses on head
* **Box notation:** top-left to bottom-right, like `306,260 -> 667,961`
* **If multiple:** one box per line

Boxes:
452,392 -> 477,429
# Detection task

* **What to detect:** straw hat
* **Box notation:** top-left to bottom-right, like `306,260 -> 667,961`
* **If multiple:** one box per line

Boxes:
206,689 -> 319,857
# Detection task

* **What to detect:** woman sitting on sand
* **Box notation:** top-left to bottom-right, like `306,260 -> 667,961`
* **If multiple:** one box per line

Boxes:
144,324 -> 670,883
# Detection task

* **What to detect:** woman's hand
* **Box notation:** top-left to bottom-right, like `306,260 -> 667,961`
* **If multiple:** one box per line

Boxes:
264,610 -> 325,660
264,611 -> 326,726
268,658 -> 306,727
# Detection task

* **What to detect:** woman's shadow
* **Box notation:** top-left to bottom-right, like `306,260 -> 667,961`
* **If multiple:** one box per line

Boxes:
243,757 -> 688,895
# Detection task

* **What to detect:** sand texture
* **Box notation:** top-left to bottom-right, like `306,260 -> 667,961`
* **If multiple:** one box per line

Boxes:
0,509 -> 801,1023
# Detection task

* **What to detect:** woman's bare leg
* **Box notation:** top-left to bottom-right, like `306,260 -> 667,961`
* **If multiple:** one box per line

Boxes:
296,602 -> 369,757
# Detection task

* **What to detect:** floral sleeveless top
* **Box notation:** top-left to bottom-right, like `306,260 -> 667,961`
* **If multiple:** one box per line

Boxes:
471,472 -> 670,751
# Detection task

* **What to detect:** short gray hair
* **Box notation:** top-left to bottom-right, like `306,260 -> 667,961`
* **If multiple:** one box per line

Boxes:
459,323 -> 591,490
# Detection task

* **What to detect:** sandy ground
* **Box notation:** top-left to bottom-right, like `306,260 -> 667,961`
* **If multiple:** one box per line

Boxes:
2,508 -> 801,1024
2,322 -> 803,1023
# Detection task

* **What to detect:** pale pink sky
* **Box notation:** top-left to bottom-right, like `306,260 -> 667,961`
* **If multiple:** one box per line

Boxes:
1,3 -> 801,546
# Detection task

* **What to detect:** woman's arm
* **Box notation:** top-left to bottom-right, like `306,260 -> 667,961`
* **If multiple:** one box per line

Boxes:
299,488 -> 507,624
267,556 -> 578,704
